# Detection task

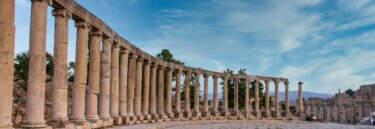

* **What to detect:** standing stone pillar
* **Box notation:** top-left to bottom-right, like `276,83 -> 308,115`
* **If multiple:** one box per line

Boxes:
127,54 -> 136,119
86,29 -> 102,121
99,38 -> 112,120
134,57 -> 143,120
174,69 -> 183,118
234,78 -> 239,116
166,67 -> 174,118
274,80 -> 280,118
110,44 -> 121,124
202,74 -> 210,117
0,0 -> 15,128
70,21 -> 89,123
142,60 -> 151,120
245,78 -> 250,118
51,9 -> 71,125
157,65 -> 165,119
193,72 -> 201,118
298,81 -> 304,117
265,80 -> 270,118
284,81 -> 290,117
22,0 -> 50,127
184,70 -> 192,118
212,76 -> 219,117
255,79 -> 260,118
222,77 -> 230,116
150,64 -> 158,119
119,49 -> 129,118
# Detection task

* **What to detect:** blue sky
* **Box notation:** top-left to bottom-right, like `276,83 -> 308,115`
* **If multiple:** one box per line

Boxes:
14,0 -> 375,94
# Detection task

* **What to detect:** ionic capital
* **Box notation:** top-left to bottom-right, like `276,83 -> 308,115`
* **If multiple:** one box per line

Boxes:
75,21 -> 90,29
31,0 -> 52,5
112,42 -> 120,49
284,81 -> 290,85
176,68 -> 183,74
203,74 -> 209,78
120,48 -> 128,54
90,30 -> 102,37
136,56 -> 143,62
274,79 -> 279,84
298,81 -> 303,85
52,9 -> 72,19
143,60 -> 151,65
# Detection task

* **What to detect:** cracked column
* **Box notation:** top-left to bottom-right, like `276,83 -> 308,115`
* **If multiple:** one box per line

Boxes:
184,70 -> 192,118
275,80 -> 280,118
134,57 -> 143,121
213,75 -> 219,117
0,0 -> 15,128
193,72 -> 201,118
99,37 -> 112,120
70,20 -> 89,123
222,76 -> 229,116
298,81 -> 304,117
86,29 -> 101,122
202,74 -> 210,117
150,63 -> 158,119
110,43 -> 121,124
22,0 -> 50,127
157,65 -> 165,119
127,54 -> 136,119
166,67 -> 174,118
245,78 -> 250,118
234,78 -> 239,117
174,69 -> 183,118
265,79 -> 270,118
51,9 -> 71,125
285,81 -> 290,117
255,79 -> 260,118
142,60 -> 151,120
119,49 -> 129,118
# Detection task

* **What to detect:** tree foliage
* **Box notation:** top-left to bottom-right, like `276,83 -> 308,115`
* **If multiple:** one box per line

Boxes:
345,89 -> 355,97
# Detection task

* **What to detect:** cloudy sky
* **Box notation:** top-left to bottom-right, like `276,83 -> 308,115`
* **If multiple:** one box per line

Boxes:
15,0 -> 375,94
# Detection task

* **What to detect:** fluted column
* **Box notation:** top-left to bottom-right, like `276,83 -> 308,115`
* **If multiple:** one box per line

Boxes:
193,72 -> 201,118
284,81 -> 290,117
174,69 -> 183,118
22,0 -> 50,127
127,54 -> 136,117
110,44 -> 120,122
202,74 -> 210,117
245,78 -> 250,118
0,0 -> 15,127
150,64 -> 158,118
213,76 -> 219,116
166,67 -> 174,118
51,9 -> 71,124
298,81 -> 304,117
234,78 -> 239,115
274,80 -> 280,118
184,70 -> 192,118
70,21 -> 89,123
119,49 -> 129,117
142,60 -> 151,119
134,57 -> 143,119
255,79 -> 260,118
86,29 -> 101,121
222,77 -> 229,116
157,65 -> 165,118
265,80 -> 270,118
99,37 -> 112,119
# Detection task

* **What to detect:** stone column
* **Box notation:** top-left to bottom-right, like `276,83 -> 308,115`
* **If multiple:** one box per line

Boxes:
86,29 -> 102,121
70,21 -> 89,123
255,79 -> 260,118
298,81 -> 304,117
245,78 -> 250,118
142,60 -> 151,119
265,79 -> 270,118
99,37 -> 112,119
0,0 -> 15,128
234,78 -> 239,116
284,81 -> 290,117
127,54 -> 136,117
110,44 -> 120,124
157,65 -> 165,118
134,57 -> 143,120
166,67 -> 174,118
184,70 -> 192,118
274,80 -> 280,118
50,9 -> 71,124
119,49 -> 128,117
193,72 -> 201,118
22,0 -> 50,127
222,77 -> 229,116
174,69 -> 183,118
212,76 -> 219,117
150,64 -> 158,119
202,74 -> 210,117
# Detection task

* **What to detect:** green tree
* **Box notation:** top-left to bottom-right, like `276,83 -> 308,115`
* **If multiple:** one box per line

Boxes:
14,51 -> 53,91
68,61 -> 75,82
345,89 -> 355,97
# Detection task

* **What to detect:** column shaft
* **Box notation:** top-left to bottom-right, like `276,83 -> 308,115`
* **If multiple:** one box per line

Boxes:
255,79 -> 260,118
134,57 -> 143,116
234,78 -> 239,113
0,0 -> 15,127
245,79 -> 250,117
142,61 -> 150,115
23,0 -> 49,127
119,49 -> 129,117
71,21 -> 89,122
166,68 -> 173,116
51,9 -> 71,122
110,44 -> 120,117
285,81 -> 290,117
127,54 -> 136,116
265,80 -> 270,117
149,64 -> 157,116
175,69 -> 182,114
157,66 -> 165,116
184,70 -> 191,116
275,81 -> 280,117
298,81 -> 304,116
223,77 -> 229,115
203,74 -> 209,115
193,72 -> 201,116
99,38 -> 112,119
213,76 -> 219,115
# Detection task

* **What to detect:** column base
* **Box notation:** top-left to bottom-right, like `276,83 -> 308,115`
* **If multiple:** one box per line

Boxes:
136,115 -> 144,121
22,120 -> 48,128
112,117 -> 122,125
265,111 -> 271,118
192,111 -> 201,119
174,111 -> 183,120
101,118 -> 114,127
49,119 -> 75,129
143,114 -> 152,120
222,111 -> 230,117
184,112 -> 192,120
255,111 -> 261,119
244,111 -> 251,118
202,111 -> 211,118
166,112 -> 175,118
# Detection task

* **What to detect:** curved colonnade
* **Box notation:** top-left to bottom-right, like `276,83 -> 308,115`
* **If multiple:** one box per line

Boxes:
0,0 -> 304,128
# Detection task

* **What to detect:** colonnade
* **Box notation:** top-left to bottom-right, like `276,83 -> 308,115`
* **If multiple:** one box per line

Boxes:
0,0 -> 304,128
